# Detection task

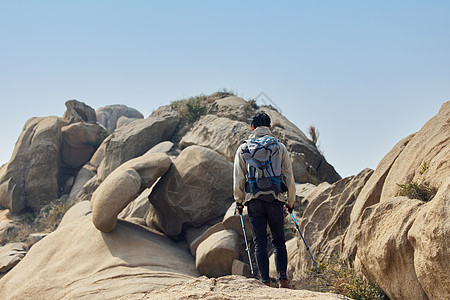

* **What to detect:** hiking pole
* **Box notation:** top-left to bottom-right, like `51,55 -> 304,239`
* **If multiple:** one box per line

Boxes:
240,214 -> 255,276
290,213 -> 320,273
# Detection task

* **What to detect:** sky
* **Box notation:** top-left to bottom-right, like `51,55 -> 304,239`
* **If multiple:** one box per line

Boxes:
1,0 -> 449,178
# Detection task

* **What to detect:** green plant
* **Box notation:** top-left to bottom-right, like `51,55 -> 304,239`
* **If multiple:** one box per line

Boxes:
247,99 -> 259,109
397,161 -> 436,202
296,256 -> 387,300
170,95 -> 207,124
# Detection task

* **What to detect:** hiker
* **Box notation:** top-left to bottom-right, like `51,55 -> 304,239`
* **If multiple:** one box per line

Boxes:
233,112 -> 296,288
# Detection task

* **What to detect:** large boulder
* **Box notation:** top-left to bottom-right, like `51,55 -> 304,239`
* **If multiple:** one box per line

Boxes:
179,114 -> 250,162
0,242 -> 27,274
147,146 -> 234,238
67,164 -> 96,203
292,169 -> 373,277
0,116 -> 66,213
96,109 -> 178,181
96,104 -> 144,133
355,197 -> 427,300
62,100 -> 96,124
341,134 -> 415,261
195,229 -> 239,277
61,122 -> 108,168
408,178 -> 450,300
380,101 -> 450,201
91,152 -> 172,232
0,216 -> 199,300
207,96 -> 254,121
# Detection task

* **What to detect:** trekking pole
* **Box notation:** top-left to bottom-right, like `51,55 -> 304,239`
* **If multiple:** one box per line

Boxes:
240,214 -> 255,276
290,213 -> 320,273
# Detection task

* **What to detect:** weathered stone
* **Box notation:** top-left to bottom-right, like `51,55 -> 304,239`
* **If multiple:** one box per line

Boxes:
291,152 -> 318,184
139,275 -> 344,300
180,114 -> 251,162
97,110 -> 178,181
196,230 -> 239,277
0,216 -> 198,299
58,200 -> 92,229
408,178 -> 450,300
381,101 -> 450,201
148,146 -> 233,238
207,96 -> 254,121
190,222 -> 225,257
355,197 -> 427,300
71,175 -> 99,203
63,100 -> 96,124
341,134 -> 414,262
118,188 -> 151,221
0,242 -> 27,273
67,164 -> 96,203
184,224 -> 211,251
0,116 -> 66,213
61,122 -> 108,168
145,141 -> 174,155
92,153 -> 171,232
116,116 -> 140,129
231,259 -> 252,277
96,104 -> 144,133
292,169 -> 373,278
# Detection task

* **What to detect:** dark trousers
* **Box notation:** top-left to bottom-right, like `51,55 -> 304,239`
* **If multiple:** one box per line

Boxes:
247,199 -> 288,282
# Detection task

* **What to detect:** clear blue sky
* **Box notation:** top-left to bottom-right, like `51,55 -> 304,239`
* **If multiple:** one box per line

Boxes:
1,1 -> 449,178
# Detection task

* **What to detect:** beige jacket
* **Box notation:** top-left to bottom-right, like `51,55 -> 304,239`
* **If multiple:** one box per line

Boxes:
233,126 -> 296,206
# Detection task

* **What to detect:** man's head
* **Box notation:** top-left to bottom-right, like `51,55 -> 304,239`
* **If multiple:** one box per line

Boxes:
251,112 -> 271,130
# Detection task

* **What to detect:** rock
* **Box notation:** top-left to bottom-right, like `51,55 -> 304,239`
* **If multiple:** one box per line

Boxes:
71,175 -> 99,203
118,188 -> 151,221
96,104 -> 144,133
67,164 -> 96,203
180,114 -> 251,162
26,233 -> 47,247
0,216 -> 198,299
341,134 -> 414,262
295,183 -> 318,207
291,152 -> 318,184
58,200 -> 92,229
184,224 -> 211,251
292,169 -> 373,278
145,141 -> 174,155
147,146 -> 233,238
96,110 -> 178,181
0,209 -> 19,243
196,229 -> 239,277
222,203 -> 252,239
190,222 -> 225,256
62,100 -> 96,124
269,237 -> 298,280
92,152 -> 171,232
408,177 -> 450,300
231,259 -> 252,277
116,116 -> 140,129
61,122 -> 108,168
137,275 -> 344,300
380,101 -> 450,201
0,116 -> 66,213
207,96 -> 254,121
355,197 -> 427,300
0,242 -> 27,273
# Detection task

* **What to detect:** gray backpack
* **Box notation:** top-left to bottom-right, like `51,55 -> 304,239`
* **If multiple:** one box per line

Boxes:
242,136 -> 288,196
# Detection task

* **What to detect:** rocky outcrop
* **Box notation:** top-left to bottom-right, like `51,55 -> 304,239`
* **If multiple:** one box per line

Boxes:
96,110 -> 179,181
96,104 -> 144,133
92,152 -> 172,232
66,164 -> 96,203
61,122 -> 107,168
0,116 -> 66,213
179,114 -> 251,162
147,146 -> 233,238
135,275 -> 344,300
62,100 -> 97,124
292,169 -> 373,277
0,216 -> 199,300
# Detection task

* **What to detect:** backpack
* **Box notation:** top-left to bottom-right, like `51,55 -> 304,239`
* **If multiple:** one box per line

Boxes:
242,136 -> 288,196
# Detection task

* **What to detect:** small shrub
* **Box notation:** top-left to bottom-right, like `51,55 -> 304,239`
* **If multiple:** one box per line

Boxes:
307,125 -> 319,146
295,256 -> 387,300
247,99 -> 259,109
170,95 -> 207,124
397,181 -> 436,202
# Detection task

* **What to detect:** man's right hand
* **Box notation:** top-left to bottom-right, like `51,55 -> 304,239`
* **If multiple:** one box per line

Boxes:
285,204 -> 294,214
235,202 -> 244,215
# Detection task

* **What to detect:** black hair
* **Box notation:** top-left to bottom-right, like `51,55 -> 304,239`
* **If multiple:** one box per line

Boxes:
251,112 -> 271,128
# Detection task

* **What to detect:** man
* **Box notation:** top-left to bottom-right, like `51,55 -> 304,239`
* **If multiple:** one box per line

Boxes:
233,112 -> 295,288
